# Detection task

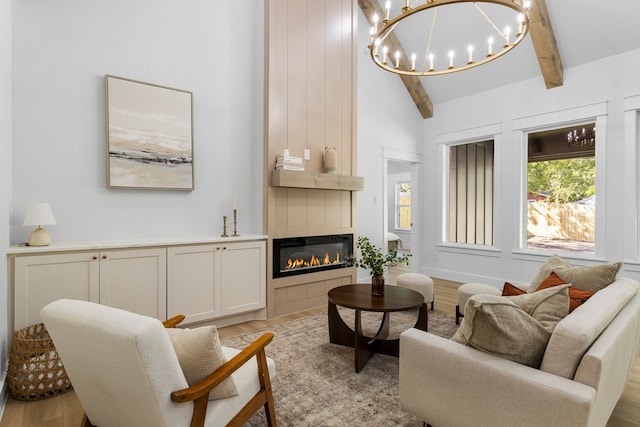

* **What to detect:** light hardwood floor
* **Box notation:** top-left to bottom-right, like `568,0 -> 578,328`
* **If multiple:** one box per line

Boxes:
1,278 -> 639,426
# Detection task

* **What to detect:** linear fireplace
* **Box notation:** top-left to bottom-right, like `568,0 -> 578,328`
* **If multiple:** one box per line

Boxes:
273,234 -> 353,278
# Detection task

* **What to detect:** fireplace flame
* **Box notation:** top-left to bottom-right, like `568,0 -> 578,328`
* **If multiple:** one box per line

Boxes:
284,252 -> 343,270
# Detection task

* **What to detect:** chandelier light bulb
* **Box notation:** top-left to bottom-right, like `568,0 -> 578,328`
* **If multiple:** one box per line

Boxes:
504,26 -> 511,47
385,0 -> 391,21
411,53 -> 417,71
373,13 -> 379,33
382,45 -> 389,65
467,45 -> 474,64
517,13 -> 525,35
395,50 -> 401,69
448,50 -> 454,69
428,53 -> 434,71
487,36 -> 494,56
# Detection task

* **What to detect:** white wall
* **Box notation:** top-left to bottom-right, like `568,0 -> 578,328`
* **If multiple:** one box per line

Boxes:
0,0 -> 11,405
421,49 -> 640,287
11,0 -> 264,244
356,9 -> 424,282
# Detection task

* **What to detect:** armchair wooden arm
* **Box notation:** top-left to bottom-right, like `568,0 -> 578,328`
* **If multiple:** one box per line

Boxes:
163,314 -> 186,328
171,332 -> 277,427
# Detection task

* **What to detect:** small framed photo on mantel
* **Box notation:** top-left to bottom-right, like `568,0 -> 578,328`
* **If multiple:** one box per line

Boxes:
105,75 -> 194,191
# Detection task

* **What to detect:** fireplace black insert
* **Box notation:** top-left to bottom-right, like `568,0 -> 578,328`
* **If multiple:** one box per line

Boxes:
273,234 -> 353,278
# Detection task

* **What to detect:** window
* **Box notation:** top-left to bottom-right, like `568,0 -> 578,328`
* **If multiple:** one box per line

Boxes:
448,140 -> 494,245
526,124 -> 596,253
396,182 -> 411,230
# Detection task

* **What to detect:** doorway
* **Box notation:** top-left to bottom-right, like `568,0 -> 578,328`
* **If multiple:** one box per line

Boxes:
387,161 -> 413,252
382,150 -> 420,278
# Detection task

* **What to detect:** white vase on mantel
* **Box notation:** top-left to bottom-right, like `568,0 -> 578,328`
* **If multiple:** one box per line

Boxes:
323,147 -> 337,174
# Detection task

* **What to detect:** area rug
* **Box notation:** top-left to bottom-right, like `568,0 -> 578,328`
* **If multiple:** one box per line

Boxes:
221,308 -> 459,426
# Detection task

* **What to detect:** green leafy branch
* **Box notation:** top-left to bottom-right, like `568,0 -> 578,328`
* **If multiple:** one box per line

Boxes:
348,236 -> 411,277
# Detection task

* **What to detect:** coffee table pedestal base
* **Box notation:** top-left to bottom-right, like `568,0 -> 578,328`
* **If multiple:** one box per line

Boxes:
328,301 -> 428,373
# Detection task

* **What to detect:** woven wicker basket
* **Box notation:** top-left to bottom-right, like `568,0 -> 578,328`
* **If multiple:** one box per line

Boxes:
7,323 -> 72,400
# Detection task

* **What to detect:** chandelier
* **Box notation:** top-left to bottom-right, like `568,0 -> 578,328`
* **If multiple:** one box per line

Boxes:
567,127 -> 596,148
367,0 -> 532,76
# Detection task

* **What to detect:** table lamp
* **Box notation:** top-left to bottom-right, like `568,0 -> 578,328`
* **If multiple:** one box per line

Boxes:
23,203 -> 57,246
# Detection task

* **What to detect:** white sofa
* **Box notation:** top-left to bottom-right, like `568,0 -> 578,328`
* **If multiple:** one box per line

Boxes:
399,277 -> 640,427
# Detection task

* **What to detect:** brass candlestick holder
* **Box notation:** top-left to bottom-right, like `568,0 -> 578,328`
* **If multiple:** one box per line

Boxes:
220,216 -> 229,237
232,209 -> 240,237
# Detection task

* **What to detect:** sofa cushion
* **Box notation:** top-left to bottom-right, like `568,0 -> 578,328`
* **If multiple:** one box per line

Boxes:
501,282 -> 526,296
529,254 -> 572,290
553,262 -> 622,292
529,255 -> 621,293
452,285 -> 569,368
535,273 -> 596,312
504,276 -> 593,313
540,278 -> 640,379
166,326 -> 239,400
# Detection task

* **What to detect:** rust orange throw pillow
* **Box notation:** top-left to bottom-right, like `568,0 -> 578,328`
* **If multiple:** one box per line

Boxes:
502,282 -> 526,296
536,273 -> 595,312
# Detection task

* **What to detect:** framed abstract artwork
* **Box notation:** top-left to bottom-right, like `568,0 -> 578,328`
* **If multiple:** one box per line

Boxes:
105,75 -> 194,190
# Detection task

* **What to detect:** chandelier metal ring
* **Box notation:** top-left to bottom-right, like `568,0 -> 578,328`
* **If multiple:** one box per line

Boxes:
369,0 -> 532,76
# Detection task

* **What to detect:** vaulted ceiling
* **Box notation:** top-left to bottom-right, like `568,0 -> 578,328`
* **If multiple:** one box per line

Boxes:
358,0 -> 640,118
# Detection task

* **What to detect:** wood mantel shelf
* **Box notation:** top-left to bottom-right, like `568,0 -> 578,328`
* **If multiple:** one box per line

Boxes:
271,169 -> 364,191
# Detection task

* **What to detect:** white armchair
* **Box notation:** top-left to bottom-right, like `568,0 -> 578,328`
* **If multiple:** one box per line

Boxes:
40,299 -> 276,427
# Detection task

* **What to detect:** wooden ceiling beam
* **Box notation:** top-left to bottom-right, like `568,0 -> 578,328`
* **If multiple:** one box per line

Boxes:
358,0 -> 434,119
528,0 -> 563,89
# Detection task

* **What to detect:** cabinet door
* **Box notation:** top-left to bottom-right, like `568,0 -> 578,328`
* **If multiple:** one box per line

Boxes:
167,245 -> 221,324
13,252 -> 99,330
99,248 -> 167,320
220,241 -> 266,316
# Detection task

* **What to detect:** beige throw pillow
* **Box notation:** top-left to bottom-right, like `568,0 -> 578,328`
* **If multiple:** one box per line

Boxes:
166,326 -> 239,400
553,262 -> 622,292
529,254 -> 571,289
451,285 -> 570,368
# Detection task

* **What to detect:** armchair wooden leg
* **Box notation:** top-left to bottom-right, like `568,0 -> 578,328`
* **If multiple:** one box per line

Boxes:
81,414 -> 95,427
189,395 -> 209,427
257,349 -> 277,427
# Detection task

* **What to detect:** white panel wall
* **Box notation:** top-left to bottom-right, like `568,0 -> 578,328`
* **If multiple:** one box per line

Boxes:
11,0 -> 264,243
0,0 -> 11,403
421,49 -> 640,286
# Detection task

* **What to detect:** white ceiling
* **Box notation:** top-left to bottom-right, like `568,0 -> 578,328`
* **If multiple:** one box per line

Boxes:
375,0 -> 640,104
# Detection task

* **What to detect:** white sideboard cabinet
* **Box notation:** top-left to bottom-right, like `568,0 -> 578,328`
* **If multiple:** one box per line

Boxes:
11,247 -> 166,330
167,240 -> 266,325
13,252 -> 100,330
98,248 -> 167,321
8,235 -> 267,331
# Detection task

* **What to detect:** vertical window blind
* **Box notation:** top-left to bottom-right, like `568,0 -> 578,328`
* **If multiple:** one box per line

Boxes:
448,141 -> 494,245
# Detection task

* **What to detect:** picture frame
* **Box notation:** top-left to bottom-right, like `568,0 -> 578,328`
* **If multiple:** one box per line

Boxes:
105,75 -> 194,190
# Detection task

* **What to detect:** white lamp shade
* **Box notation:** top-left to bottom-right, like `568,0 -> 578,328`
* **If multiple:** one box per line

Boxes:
23,203 -> 57,226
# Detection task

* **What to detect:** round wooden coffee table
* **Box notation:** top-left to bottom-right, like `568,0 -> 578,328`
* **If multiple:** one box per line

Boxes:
327,284 -> 427,373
